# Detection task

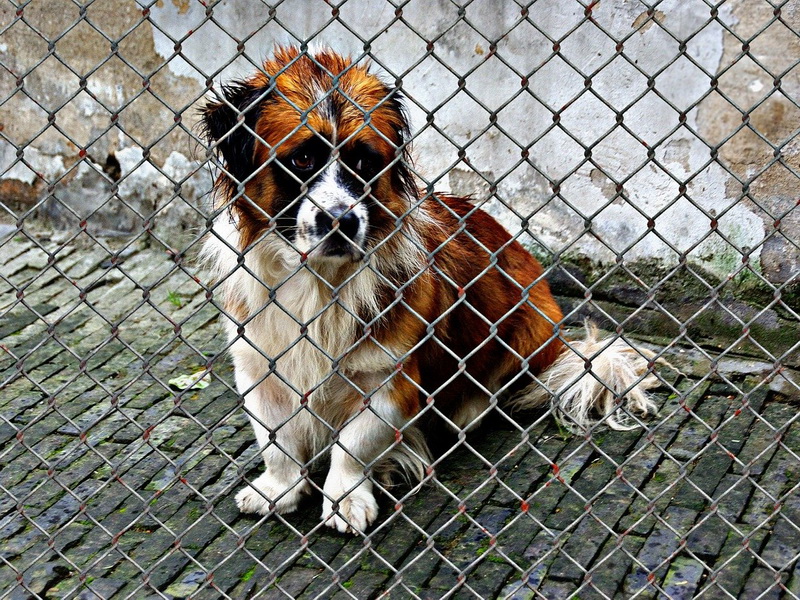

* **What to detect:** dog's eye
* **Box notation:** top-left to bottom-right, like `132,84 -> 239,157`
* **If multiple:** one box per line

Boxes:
354,158 -> 373,176
345,146 -> 382,180
291,152 -> 315,171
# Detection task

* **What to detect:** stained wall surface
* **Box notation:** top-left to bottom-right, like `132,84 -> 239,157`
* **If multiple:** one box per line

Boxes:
1,0 -> 798,288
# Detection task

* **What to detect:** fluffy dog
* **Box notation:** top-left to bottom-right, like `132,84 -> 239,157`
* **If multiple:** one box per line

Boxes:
200,46 -> 657,533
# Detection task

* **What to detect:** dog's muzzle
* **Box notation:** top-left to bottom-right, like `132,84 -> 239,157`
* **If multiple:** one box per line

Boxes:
294,165 -> 369,261
314,204 -> 364,259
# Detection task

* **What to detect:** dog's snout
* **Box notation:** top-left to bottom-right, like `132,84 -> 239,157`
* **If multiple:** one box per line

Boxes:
315,207 -> 360,240
337,211 -> 360,240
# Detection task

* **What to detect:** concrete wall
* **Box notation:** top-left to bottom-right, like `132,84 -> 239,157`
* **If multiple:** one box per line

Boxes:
2,0 -> 799,292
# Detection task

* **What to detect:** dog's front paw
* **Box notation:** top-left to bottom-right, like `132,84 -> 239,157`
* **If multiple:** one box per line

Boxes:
236,472 -> 310,516
322,483 -> 378,534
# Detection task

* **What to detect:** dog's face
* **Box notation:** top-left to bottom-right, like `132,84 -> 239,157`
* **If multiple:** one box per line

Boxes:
201,47 -> 417,263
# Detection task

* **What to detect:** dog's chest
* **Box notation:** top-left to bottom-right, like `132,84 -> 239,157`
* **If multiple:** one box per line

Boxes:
226,269 -> 393,398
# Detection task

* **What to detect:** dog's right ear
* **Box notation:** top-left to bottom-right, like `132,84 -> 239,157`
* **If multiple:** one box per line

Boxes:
200,82 -> 266,185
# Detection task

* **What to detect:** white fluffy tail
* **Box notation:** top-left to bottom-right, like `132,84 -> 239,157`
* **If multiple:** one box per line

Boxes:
510,323 -> 661,431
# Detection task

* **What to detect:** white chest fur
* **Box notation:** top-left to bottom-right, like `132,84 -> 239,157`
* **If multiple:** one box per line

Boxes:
226,270 -> 362,398
203,213 -> 417,408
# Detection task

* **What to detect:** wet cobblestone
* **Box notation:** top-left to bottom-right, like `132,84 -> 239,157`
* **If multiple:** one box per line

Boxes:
1,234 -> 799,599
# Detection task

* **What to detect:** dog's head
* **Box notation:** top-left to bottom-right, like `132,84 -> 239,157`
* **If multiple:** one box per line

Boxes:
201,46 -> 417,264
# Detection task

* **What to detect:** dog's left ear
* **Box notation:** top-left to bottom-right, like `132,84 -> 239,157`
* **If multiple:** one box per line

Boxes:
201,82 -> 266,185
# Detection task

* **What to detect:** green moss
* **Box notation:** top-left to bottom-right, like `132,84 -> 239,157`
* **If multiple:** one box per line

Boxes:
167,291 -> 183,308
549,252 -> 798,359
651,471 -> 668,484
554,419 -> 572,441
556,253 -> 776,307
778,282 -> 800,313
241,565 -> 257,583
486,553 -> 508,564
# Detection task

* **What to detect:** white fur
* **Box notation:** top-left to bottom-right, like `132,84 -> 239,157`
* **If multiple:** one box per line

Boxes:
509,322 -> 659,431
203,202 -> 431,532
321,385 -> 404,533
234,371 -> 314,515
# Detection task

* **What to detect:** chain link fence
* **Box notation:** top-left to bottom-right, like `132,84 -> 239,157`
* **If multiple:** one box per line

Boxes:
1,1 -> 799,598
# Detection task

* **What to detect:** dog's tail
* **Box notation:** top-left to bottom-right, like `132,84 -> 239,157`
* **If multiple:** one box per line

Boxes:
509,322 -> 662,431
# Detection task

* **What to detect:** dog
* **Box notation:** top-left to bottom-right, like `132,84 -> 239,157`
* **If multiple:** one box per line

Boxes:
200,46 -> 658,533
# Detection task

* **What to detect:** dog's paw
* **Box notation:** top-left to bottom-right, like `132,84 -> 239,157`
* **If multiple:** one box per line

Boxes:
236,472 -> 310,516
321,484 -> 379,534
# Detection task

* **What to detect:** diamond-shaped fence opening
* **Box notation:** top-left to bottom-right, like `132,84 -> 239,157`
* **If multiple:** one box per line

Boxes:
1,1 -> 799,599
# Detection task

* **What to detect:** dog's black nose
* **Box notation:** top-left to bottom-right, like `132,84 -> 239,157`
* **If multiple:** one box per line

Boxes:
315,207 -> 360,240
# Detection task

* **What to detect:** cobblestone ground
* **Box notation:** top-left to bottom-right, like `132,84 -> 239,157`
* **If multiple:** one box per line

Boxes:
1,231 -> 799,599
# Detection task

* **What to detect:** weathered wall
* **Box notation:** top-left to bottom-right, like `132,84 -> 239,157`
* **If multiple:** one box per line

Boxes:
1,1 -> 798,301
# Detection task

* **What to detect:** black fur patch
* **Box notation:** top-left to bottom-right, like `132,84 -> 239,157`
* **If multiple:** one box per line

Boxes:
200,82 -> 268,186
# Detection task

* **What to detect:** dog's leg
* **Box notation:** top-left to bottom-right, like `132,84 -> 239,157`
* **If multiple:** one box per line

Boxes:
321,389 -> 393,533
235,373 -> 313,516
321,373 -> 420,533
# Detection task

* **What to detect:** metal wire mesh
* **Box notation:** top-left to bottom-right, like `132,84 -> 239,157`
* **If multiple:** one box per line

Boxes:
1,1 -> 799,598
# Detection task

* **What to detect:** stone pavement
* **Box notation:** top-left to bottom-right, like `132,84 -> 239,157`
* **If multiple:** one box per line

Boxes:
1,231 -> 799,599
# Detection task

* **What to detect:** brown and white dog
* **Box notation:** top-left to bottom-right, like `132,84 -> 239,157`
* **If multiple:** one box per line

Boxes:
200,47 -> 658,533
